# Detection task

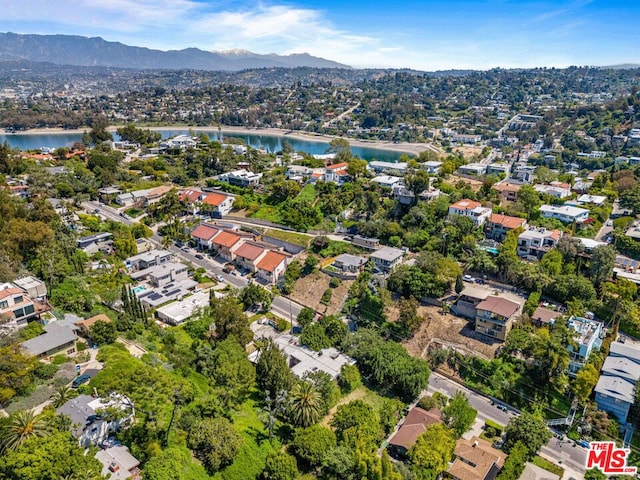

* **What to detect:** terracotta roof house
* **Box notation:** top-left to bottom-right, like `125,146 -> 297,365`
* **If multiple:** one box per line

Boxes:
492,182 -> 521,202
201,192 -> 234,217
210,231 -> 242,261
531,306 -> 560,327
448,199 -> 492,226
388,407 -> 442,457
475,296 -> 522,342
233,242 -> 268,272
447,436 -> 506,480
256,251 -> 289,284
75,314 -> 112,338
190,224 -> 221,249
485,214 -> 527,242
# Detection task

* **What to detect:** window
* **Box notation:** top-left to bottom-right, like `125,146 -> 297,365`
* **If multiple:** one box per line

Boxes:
13,295 -> 23,303
0,300 -> 8,309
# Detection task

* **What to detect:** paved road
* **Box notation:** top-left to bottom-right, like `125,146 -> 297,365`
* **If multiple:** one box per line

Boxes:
83,201 -> 304,322
595,223 -> 613,242
428,371 -> 587,475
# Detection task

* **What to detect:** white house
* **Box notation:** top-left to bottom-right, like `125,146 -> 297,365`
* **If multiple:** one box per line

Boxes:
256,250 -> 289,284
533,183 -> 571,198
539,204 -> 589,223
516,227 -> 562,259
448,199 -> 492,226
57,393 -> 134,448
219,169 -> 263,188
457,163 -> 487,176
370,246 -> 405,273
369,161 -> 408,175
422,161 -> 442,174
371,175 -> 402,188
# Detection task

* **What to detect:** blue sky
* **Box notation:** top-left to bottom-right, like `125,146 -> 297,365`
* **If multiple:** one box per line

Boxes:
4,0 -> 639,70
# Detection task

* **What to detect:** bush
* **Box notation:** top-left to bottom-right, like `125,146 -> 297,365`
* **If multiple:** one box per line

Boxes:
52,355 -> 68,365
418,395 -> 438,411
485,419 -> 503,435
338,364 -> 361,393
321,289 -> 332,305
33,363 -> 58,380
76,341 -> 88,352
276,318 -> 289,332
329,277 -> 341,288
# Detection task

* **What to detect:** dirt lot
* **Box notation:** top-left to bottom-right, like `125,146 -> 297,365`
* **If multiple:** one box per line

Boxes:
393,304 -> 501,360
289,270 -> 353,316
447,175 -> 484,191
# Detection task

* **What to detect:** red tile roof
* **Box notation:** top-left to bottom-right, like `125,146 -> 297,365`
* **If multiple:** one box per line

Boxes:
326,162 -> 348,170
487,214 -> 526,229
211,231 -> 241,248
179,189 -> 202,203
476,296 -> 520,318
202,192 -> 229,207
191,224 -> 220,241
388,407 -> 442,450
0,287 -> 23,301
234,242 -> 265,261
256,251 -> 287,272
450,199 -> 481,210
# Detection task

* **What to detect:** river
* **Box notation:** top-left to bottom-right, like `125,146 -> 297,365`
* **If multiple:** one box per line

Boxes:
0,129 -> 408,162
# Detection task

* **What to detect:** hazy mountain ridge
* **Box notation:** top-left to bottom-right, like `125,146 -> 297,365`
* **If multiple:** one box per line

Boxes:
0,32 -> 350,71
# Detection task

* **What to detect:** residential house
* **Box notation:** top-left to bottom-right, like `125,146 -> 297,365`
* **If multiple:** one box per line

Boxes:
531,306 -> 560,327
475,296 -> 522,341
534,183 -> 571,198
576,237 -> 608,254
371,175 -> 402,188
448,199 -> 492,227
332,254 -> 368,275
21,321 -> 78,360
57,393 -> 135,448
210,231 -> 243,261
77,232 -> 113,255
218,169 -> 263,188
369,161 -> 408,175
142,186 -> 172,206
567,315 -> 604,376
135,279 -> 198,309
486,163 -> 511,176
539,204 -> 589,224
577,194 -> 607,206
129,262 -> 189,287
492,182 -> 522,202
422,161 -> 442,174
95,446 -> 141,480
233,242 -> 268,273
13,276 -> 47,300
324,162 -> 351,185
0,281 -> 51,329
162,134 -> 197,149
485,214 -> 527,242
370,246 -> 405,273
256,250 -> 289,284
180,189 -> 234,217
595,342 -> 640,423
352,236 -> 380,251
446,436 -> 506,480
392,183 -> 442,205
249,334 -> 355,379
455,286 -> 491,319
516,227 -> 562,259
156,291 -> 211,326
125,250 -> 173,271
387,407 -> 442,458
75,314 -> 111,339
190,223 -> 222,250
457,163 -> 487,176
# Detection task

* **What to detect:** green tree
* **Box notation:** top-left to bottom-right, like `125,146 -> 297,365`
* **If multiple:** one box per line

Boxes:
572,363 -> 600,404
331,399 -> 381,450
257,338 -> 294,396
503,412 -> 551,459
239,283 -> 273,311
289,424 -> 336,470
0,345 -> 38,404
296,307 -> 315,329
455,273 -> 464,294
496,441 -> 528,480
209,295 -> 253,346
49,386 -> 78,408
442,392 -> 477,438
288,381 -> 323,427
262,451 -> 299,480
0,410 -> 50,453
517,184 -> 541,218
589,245 -> 617,286
397,296 -> 422,337
338,364 -> 361,393
409,424 -> 456,480
143,447 -> 193,480
0,430 -> 102,479
327,138 -> 353,163
90,320 -> 117,345
347,158 -> 368,179
187,417 -> 242,474
300,322 -> 331,350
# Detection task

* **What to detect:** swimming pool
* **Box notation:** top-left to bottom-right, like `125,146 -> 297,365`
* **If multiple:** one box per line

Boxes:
133,285 -> 147,294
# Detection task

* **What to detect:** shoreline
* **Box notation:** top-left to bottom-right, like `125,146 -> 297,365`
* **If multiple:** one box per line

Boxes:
0,125 -> 439,156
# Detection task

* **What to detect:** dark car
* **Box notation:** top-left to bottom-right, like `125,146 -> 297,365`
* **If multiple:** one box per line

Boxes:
72,373 -> 91,388
195,254 -> 204,260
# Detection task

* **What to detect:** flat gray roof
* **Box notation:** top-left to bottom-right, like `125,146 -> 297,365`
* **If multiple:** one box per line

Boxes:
371,246 -> 405,262
595,375 -> 635,404
21,321 -> 77,357
602,357 -> 640,383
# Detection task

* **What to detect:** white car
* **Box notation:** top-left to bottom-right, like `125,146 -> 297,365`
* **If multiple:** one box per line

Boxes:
463,274 -> 475,282
216,275 -> 224,282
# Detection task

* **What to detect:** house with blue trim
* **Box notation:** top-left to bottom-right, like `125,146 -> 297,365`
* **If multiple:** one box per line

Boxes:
595,341 -> 640,423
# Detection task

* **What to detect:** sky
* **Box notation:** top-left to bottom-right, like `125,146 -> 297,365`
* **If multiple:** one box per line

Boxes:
3,0 -> 639,70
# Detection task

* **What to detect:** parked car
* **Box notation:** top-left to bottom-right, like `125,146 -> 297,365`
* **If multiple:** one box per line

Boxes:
463,274 -> 475,282
496,404 -> 508,412
72,373 -> 91,388
475,278 -> 485,285
578,439 -> 590,448
216,275 -> 224,282
94,208 -> 100,214
195,254 -> 204,260
181,246 -> 190,252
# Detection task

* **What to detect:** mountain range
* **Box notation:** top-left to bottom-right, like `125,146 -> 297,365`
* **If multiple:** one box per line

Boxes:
0,32 -> 350,71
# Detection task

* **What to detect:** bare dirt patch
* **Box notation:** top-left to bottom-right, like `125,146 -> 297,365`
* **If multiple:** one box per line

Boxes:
447,175 -> 484,191
401,305 -> 501,360
289,270 -> 353,315
321,388 -> 367,427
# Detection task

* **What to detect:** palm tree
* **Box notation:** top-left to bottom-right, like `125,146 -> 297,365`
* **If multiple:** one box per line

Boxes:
288,381 -> 322,427
50,385 -> 78,408
0,410 -> 50,452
